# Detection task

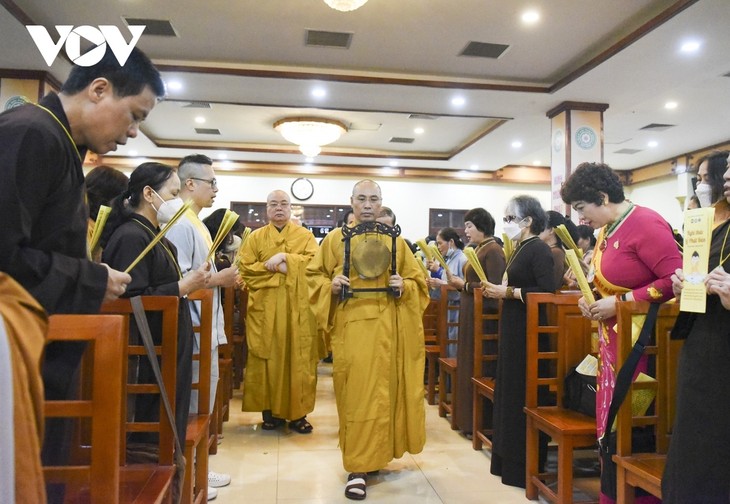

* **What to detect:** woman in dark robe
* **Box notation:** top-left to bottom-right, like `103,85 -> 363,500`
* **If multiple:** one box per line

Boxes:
482,195 -> 557,488
662,168 -> 730,503
446,209 -> 505,437
101,162 -> 210,446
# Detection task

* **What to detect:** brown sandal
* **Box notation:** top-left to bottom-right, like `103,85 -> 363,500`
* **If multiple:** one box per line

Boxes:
345,472 -> 367,500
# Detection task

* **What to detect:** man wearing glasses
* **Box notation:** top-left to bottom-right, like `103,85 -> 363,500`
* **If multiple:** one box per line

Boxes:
238,190 -> 321,434
167,154 -> 238,498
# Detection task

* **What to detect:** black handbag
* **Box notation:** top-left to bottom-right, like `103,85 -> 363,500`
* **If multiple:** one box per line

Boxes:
563,366 -> 597,417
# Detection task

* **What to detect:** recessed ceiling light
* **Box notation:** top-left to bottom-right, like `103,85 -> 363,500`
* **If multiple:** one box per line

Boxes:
381,167 -> 396,175
311,88 -> 327,98
521,10 -> 540,24
680,40 -> 701,53
195,116 -> 206,124
664,101 -> 678,110
648,140 -> 658,148
469,164 -> 479,170
451,96 -> 466,107
532,160 -> 541,165
166,80 -> 182,91
511,141 -> 522,148
305,157 -> 314,163
217,153 -> 228,159
220,160 -> 233,168
389,160 -> 399,167
128,150 -> 138,157
414,127 -> 425,135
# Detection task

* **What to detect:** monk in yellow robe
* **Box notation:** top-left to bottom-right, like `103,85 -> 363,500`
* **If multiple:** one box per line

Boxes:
238,190 -> 321,433
306,180 -> 429,500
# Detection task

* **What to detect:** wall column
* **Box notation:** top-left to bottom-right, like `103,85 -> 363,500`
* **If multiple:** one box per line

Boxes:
547,101 -> 609,216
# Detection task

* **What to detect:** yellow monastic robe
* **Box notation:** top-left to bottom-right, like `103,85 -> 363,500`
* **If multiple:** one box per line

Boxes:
306,227 -> 429,472
238,222 -> 320,420
0,273 -> 48,504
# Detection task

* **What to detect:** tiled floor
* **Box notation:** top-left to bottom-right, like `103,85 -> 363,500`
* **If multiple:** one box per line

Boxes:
209,364 -> 596,503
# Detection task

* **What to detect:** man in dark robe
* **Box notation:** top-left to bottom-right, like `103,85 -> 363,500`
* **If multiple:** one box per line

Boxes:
0,46 -> 165,500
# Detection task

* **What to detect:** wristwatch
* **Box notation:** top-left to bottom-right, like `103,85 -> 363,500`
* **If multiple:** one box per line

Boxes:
505,286 -> 514,299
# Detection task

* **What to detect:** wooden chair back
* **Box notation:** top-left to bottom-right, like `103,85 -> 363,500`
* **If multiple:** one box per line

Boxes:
43,314 -> 127,504
101,296 -> 179,467
188,289 -> 213,416
614,301 -> 681,456
437,284 -> 460,357
525,292 -> 591,409
472,288 -> 501,380
423,298 -> 438,345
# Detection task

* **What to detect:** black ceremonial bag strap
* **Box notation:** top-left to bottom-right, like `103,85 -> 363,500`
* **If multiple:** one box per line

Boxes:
599,301 -> 660,452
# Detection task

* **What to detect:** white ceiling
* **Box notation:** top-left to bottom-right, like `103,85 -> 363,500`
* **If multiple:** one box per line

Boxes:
1,0 -> 729,174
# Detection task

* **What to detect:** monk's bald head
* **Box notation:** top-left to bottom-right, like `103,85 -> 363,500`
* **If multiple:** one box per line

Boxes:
350,179 -> 382,223
266,190 -> 291,228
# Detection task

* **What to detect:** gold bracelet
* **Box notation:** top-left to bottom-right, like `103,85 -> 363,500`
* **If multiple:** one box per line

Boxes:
505,286 -> 514,299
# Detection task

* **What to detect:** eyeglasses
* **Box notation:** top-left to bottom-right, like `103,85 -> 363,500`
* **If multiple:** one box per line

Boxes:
266,201 -> 290,208
189,177 -> 217,189
503,215 -> 521,223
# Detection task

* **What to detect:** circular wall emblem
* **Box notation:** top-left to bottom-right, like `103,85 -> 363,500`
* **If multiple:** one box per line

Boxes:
552,129 -> 564,153
4,95 -> 29,111
575,126 -> 597,150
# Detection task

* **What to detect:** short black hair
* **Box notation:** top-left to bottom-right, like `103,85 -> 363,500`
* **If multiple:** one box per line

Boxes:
178,154 -> 213,169
576,224 -> 597,247
61,46 -> 165,98
463,207 -> 495,236
378,206 -> 396,225
85,165 -> 128,220
339,208 -> 354,227
545,210 -> 580,249
510,195 -> 547,235
560,162 -> 625,206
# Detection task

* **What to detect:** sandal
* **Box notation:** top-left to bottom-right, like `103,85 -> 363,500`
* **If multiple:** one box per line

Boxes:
261,410 -> 285,430
288,417 -> 313,434
345,472 -> 367,500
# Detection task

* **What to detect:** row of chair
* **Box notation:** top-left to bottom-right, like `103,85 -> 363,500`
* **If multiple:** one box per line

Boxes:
43,290 -> 232,503
423,287 -> 682,504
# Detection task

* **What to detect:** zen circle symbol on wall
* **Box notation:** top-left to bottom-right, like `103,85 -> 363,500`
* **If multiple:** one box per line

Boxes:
552,129 -> 564,153
575,126 -> 597,150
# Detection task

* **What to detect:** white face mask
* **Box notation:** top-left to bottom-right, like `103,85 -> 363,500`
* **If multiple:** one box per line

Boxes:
151,190 -> 184,225
503,221 -> 523,240
224,234 -> 242,254
695,183 -> 713,208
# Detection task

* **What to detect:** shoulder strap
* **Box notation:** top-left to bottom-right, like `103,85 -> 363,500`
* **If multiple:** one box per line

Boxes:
129,296 -> 186,484
599,301 -> 660,452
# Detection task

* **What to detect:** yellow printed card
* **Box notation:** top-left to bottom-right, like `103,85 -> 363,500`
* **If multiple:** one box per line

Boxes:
680,207 -> 714,313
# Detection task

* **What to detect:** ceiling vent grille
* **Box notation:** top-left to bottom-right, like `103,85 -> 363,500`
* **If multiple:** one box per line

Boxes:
123,18 -> 177,37
305,30 -> 352,48
408,114 -> 438,120
183,101 -> 211,109
614,148 -> 642,154
639,123 -> 675,132
460,41 -> 510,59
389,137 -> 415,144
195,128 -> 220,135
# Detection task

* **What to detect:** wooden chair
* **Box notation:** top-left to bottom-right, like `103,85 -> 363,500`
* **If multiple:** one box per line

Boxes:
184,289 -> 213,504
101,296 -> 180,504
612,301 -> 681,503
43,314 -> 127,504
471,288 -> 501,451
524,292 -> 597,504
437,284 -> 460,429
423,298 -> 440,405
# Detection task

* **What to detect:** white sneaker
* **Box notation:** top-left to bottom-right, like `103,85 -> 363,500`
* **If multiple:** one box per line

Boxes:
208,471 -> 231,488
207,486 -> 218,500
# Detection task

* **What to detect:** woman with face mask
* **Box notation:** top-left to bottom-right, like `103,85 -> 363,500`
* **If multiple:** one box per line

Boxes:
480,195 -> 556,489
693,151 -> 730,225
100,162 -> 211,449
